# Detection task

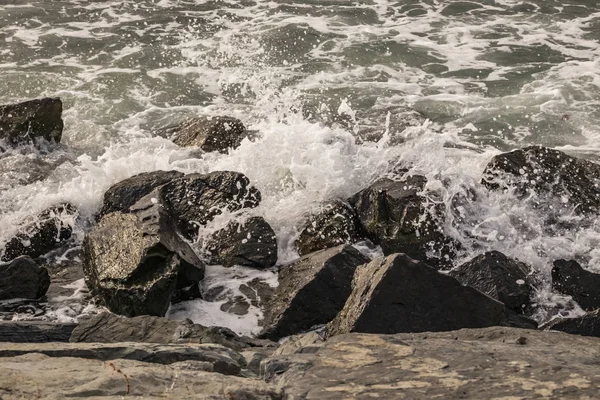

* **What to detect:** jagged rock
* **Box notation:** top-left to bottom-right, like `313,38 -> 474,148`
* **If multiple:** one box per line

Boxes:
82,192 -> 205,317
1,204 -> 76,262
97,170 -> 184,218
295,200 -> 363,256
260,245 -> 370,340
482,146 -> 600,215
261,327 -> 600,399
543,310 -> 600,338
0,256 -> 50,300
205,216 -> 277,269
552,259 -> 600,311
327,254 -> 536,336
161,171 -> 261,239
0,98 -> 63,147
170,116 -> 250,153
0,321 -> 76,342
70,312 -> 272,351
348,175 -> 455,269
449,251 -> 532,312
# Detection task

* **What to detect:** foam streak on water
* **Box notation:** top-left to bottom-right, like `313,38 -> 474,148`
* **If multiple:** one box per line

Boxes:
1,0 -> 600,329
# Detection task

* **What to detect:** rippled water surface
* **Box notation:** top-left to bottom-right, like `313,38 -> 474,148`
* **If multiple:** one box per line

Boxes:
1,0 -> 600,331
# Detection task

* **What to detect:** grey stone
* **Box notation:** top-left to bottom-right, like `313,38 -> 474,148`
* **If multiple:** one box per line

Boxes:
260,245 -> 370,340
295,200 -> 363,256
0,321 -> 76,343
0,97 -> 63,147
552,259 -> 600,311
205,216 -> 277,269
1,204 -> 76,262
449,251 -> 532,312
327,254 -> 536,336
542,310 -> 600,338
171,116 -> 250,153
0,256 -> 50,300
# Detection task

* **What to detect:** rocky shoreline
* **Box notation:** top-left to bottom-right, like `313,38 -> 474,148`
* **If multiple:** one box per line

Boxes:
2,97 -> 600,398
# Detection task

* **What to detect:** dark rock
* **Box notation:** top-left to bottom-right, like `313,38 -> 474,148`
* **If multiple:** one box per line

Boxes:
205,216 -> 277,269
295,200 -> 363,256
449,251 -> 532,312
0,98 -> 63,147
327,254 -> 536,336
172,262 -> 205,303
0,256 -> 50,300
97,170 -> 184,219
70,312 -> 272,352
203,278 -> 275,318
82,191 -> 205,317
482,146 -> 600,215
543,310 -> 600,338
260,245 -> 370,340
348,175 -> 455,268
0,321 -> 76,342
170,116 -> 250,153
552,259 -> 600,311
161,171 -> 261,239
1,204 -> 76,262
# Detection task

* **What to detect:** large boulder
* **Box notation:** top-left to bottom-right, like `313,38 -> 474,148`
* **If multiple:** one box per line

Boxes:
0,256 -> 50,300
449,251 -> 532,313
327,254 -> 536,336
552,259 -> 600,311
543,310 -> 600,338
348,175 -> 455,269
1,203 -> 76,262
82,192 -> 205,317
259,245 -> 370,340
482,146 -> 600,215
295,200 -> 363,256
170,116 -> 250,153
161,171 -> 261,239
204,216 -> 277,269
97,170 -> 184,218
0,98 -> 63,148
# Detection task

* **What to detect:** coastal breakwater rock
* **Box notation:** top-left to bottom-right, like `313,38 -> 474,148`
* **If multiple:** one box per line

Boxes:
0,98 -> 63,148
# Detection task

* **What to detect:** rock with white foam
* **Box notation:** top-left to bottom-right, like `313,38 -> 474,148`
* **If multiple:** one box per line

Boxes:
0,98 -> 63,148
170,116 -> 250,153
552,259 -> 600,311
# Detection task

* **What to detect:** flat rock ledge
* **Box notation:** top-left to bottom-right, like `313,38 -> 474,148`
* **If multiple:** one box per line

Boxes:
1,327 -> 599,399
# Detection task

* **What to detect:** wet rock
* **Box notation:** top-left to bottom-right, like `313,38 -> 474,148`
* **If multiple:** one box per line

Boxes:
482,146 -> 600,215
205,216 -> 277,269
260,245 -> 370,341
327,254 -> 536,336
262,327 -> 600,399
0,256 -> 50,300
0,98 -> 63,148
295,200 -> 363,256
552,259 -> 600,311
97,170 -> 184,218
70,312 -> 271,352
170,116 -> 250,153
449,251 -> 532,312
348,175 -> 455,268
0,321 -> 76,342
82,192 -> 205,317
1,204 -> 76,262
161,171 -> 261,239
543,310 -> 600,338
203,277 -> 275,318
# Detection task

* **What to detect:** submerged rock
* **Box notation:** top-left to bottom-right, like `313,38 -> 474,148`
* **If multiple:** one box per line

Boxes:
449,251 -> 532,313
349,175 -> 455,268
295,200 -> 363,256
161,171 -> 261,239
260,245 -> 370,341
83,192 -> 205,317
0,98 -> 63,148
543,310 -> 600,338
0,256 -> 50,300
482,146 -> 600,215
552,259 -> 600,311
170,116 -> 250,153
205,216 -> 278,269
327,254 -> 536,336
1,204 -> 76,262
97,170 -> 184,219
